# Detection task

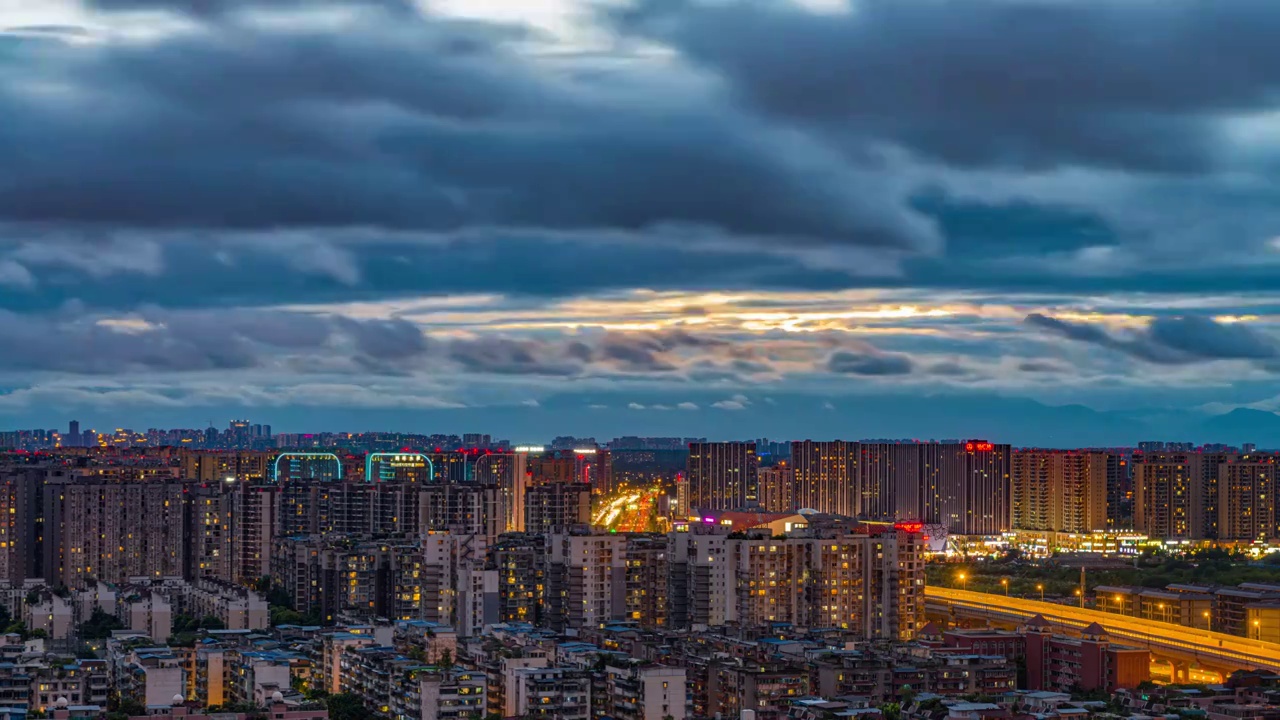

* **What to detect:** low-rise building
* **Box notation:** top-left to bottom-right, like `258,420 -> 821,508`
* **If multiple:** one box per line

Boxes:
603,660 -> 686,720
509,667 -> 591,720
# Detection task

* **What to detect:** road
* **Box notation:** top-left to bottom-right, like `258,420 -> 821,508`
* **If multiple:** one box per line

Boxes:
926,586 -> 1280,673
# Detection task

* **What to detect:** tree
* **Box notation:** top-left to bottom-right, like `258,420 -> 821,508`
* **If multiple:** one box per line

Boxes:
113,698 -> 146,716
326,693 -> 366,720
79,608 -> 124,639
198,615 -> 226,631
266,585 -> 293,609
439,648 -> 454,669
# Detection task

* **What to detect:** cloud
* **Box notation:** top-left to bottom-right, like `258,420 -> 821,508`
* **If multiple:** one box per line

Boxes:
333,316 -> 429,359
519,399 -> 540,407
446,337 -> 581,376
1024,313 -> 1280,365
926,361 -> 970,377
677,401 -> 699,410
614,0 -> 1280,173
627,402 -> 646,410
0,260 -> 34,289
10,235 -> 165,278
1147,316 -> 1278,360
0,380 -> 465,411
0,0 -> 937,271
711,399 -> 747,410
87,0 -> 417,16
826,349 -> 915,376
0,307 -> 435,375
1017,359 -> 1065,374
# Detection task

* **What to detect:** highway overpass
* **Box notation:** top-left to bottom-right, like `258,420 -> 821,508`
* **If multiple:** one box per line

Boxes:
926,586 -> 1280,676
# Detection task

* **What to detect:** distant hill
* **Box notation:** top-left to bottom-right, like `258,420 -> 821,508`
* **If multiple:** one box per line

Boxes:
1196,407 -> 1280,445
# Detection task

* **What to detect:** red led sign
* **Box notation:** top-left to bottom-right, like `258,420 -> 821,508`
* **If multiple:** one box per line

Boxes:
966,442 -> 994,452
894,521 -> 924,533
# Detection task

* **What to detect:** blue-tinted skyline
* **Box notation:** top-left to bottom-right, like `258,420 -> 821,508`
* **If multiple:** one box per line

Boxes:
4,0 -> 1280,444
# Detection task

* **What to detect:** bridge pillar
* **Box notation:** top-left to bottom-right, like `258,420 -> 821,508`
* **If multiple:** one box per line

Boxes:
1172,661 -> 1189,684
1194,665 -> 1228,685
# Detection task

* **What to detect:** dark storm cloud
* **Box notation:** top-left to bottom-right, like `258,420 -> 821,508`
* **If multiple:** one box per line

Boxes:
0,309 -> 431,374
1024,313 -> 1280,364
826,350 -> 914,376
926,361 -> 971,377
0,1 -> 934,256
3,0 -> 1277,315
0,230 -> 871,313
332,317 -> 430,360
446,338 -> 583,377
1024,314 -> 1117,346
1018,360 -> 1065,374
615,0 -> 1280,172
1147,316 -> 1279,361
590,330 -> 732,373
88,0 -> 416,15
442,329 -> 753,378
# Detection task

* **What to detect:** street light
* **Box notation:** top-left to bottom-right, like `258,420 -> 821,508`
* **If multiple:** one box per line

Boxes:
958,573 -> 967,592
1037,584 -> 1044,601
1255,619 -> 1261,640
1203,610 -> 1211,630
1075,588 -> 1083,608
1115,594 -> 1124,616
1001,578 -> 1009,596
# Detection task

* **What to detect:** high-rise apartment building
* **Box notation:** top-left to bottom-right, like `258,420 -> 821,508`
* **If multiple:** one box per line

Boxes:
1107,454 -> 1132,530
1012,451 -> 1113,533
525,482 -> 591,534
188,483 -> 234,582
1133,453 -> 1202,540
857,442 -> 925,520
927,441 -> 1012,535
181,451 -> 272,483
664,525 -> 924,638
491,533 -> 546,625
790,441 -> 857,516
756,463 -> 794,513
277,477 -> 501,544
42,478 -> 187,587
685,442 -> 759,512
544,533 -> 627,631
624,534 -> 668,628
1201,452 -> 1231,540
0,468 -> 43,583
366,453 -> 434,484
1218,460 -> 1276,541
666,532 -> 734,629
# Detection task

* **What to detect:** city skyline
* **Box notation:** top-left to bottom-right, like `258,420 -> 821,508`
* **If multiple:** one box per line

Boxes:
9,2 -> 1280,717
1,406 -> 1278,447
4,0 -> 1280,440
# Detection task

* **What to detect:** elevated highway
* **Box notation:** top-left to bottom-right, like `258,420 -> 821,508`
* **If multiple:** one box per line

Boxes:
926,586 -> 1280,675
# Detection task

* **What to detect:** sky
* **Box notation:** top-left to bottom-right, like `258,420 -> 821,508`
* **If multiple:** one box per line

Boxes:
4,0 -> 1280,445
